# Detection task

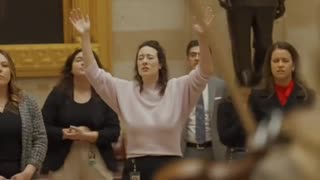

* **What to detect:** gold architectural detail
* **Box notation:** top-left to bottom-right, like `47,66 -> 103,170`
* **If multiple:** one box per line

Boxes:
96,0 -> 112,71
0,0 -> 112,77
63,1 -> 73,43
64,1 -> 99,43
0,44 -> 99,77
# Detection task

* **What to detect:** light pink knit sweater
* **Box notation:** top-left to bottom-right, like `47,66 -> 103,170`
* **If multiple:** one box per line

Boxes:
86,63 -> 210,158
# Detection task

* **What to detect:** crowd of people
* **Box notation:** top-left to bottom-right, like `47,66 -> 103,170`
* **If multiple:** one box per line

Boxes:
1,1 -> 316,180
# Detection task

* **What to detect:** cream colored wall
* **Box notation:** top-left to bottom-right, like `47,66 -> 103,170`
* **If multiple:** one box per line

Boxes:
16,0 -> 320,106
111,0 -> 192,80
16,0 -> 192,106
16,78 -> 57,107
283,0 -> 320,89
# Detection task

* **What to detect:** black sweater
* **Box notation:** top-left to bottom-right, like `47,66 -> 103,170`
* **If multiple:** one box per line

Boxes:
41,88 -> 120,172
217,83 -> 314,148
249,83 -> 314,123
217,98 -> 246,148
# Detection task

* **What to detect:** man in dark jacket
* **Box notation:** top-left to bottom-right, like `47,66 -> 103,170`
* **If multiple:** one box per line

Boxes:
219,0 -> 286,86
217,87 -> 251,161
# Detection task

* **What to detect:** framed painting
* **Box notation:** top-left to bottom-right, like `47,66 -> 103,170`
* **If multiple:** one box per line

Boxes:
0,0 -> 112,77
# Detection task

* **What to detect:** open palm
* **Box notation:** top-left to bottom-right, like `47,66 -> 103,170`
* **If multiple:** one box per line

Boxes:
69,8 -> 90,34
193,6 -> 215,35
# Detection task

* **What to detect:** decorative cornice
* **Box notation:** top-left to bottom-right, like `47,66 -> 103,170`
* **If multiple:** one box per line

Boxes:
0,44 -> 99,77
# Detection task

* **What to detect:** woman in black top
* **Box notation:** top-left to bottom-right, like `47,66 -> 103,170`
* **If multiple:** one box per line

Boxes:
0,50 -> 47,180
249,42 -> 314,124
42,49 -> 120,180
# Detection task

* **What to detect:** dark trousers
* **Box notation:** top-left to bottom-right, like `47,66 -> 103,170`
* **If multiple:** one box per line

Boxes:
122,155 -> 181,180
227,6 -> 276,79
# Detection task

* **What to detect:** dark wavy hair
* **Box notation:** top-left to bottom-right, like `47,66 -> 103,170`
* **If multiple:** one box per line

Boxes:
55,49 -> 103,97
262,41 -> 310,99
0,49 -> 21,113
134,40 -> 169,96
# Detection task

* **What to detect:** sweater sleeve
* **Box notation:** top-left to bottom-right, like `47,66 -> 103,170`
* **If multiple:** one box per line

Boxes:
85,63 -> 127,114
175,65 -> 211,115
42,88 -> 65,144
27,95 -> 48,169
217,100 -> 246,147
96,102 -> 121,147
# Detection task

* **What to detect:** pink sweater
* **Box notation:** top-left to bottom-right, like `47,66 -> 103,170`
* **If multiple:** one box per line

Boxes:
86,62 -> 210,158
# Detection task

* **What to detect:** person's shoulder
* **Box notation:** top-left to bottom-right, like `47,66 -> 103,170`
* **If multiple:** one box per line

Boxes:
218,97 -> 236,114
209,76 -> 224,83
295,83 -> 316,104
19,91 -> 40,110
208,76 -> 226,88
20,91 -> 36,103
250,88 -> 270,98
249,88 -> 273,105
92,93 -> 108,105
48,86 -> 68,98
220,96 -> 233,105
166,74 -> 188,86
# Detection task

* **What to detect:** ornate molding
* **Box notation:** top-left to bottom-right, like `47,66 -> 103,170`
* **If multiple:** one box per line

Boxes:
0,44 -> 98,77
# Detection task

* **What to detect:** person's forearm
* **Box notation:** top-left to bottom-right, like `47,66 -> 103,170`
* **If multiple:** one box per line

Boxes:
22,164 -> 36,178
82,131 -> 99,143
81,32 -> 96,67
199,34 -> 214,76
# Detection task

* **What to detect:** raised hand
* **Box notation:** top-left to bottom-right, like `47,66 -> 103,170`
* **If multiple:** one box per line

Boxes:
193,6 -> 215,35
69,8 -> 91,34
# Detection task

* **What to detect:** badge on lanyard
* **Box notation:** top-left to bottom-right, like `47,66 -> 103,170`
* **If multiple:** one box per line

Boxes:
129,159 -> 140,180
88,149 -> 96,166
129,171 -> 141,180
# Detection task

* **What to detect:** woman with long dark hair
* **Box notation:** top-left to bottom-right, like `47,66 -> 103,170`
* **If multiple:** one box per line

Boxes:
249,41 -> 314,124
69,7 -> 215,180
41,49 -> 120,180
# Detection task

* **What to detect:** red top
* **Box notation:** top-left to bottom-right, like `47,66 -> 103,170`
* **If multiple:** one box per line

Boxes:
275,80 -> 295,106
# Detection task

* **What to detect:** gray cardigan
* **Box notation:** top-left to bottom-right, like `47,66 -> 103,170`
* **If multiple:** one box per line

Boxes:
19,93 -> 47,175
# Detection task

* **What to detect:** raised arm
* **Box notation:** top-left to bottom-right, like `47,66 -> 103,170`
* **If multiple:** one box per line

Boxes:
69,9 -> 123,113
69,8 -> 96,68
193,6 -> 215,77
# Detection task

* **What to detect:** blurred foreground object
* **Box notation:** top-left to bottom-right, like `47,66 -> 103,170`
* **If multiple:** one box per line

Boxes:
252,104 -> 320,180
154,111 -> 283,180
155,105 -> 320,180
